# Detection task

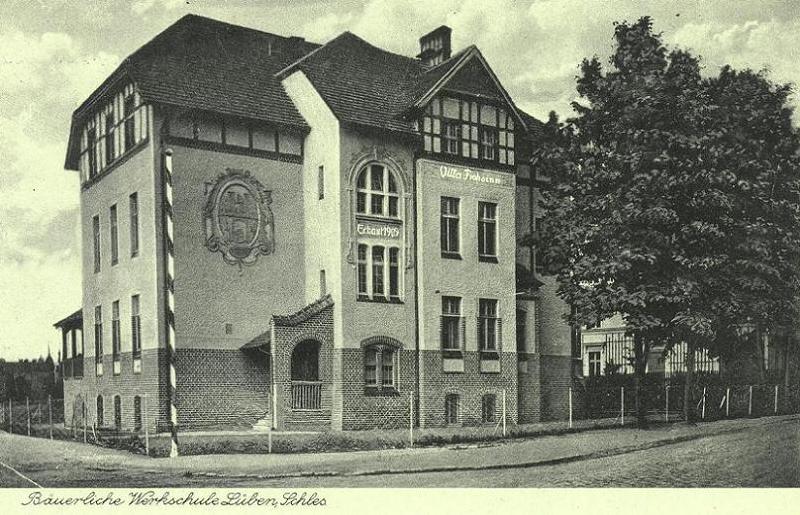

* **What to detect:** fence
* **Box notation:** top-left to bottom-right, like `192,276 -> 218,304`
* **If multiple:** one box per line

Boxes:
568,383 -> 800,428
0,395 -> 153,455
2,384 -> 799,457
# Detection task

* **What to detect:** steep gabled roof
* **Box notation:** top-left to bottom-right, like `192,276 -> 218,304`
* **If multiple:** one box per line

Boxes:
278,32 -> 427,134
65,14 -> 320,169
278,34 -> 530,135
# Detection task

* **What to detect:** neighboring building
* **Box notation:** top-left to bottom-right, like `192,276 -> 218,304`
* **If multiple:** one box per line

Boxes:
55,14 -> 572,435
580,314 -> 739,380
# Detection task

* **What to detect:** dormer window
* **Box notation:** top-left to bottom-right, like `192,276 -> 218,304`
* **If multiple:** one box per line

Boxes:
422,96 -> 515,166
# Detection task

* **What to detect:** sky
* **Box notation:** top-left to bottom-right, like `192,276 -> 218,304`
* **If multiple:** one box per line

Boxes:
0,0 -> 799,361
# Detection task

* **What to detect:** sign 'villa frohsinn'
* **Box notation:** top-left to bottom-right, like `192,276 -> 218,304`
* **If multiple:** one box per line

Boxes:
425,161 -> 513,188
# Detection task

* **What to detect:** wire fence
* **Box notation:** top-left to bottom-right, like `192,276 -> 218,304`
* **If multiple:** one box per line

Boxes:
1,383 -> 799,457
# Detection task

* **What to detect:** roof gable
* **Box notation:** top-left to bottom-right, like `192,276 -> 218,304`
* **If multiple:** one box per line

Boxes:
413,48 -> 528,132
442,56 -> 505,100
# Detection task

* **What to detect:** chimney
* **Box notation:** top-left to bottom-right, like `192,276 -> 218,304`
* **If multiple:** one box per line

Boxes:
417,25 -> 452,67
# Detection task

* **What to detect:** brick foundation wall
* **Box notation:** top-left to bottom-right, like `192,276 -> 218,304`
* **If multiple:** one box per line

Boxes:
417,350 -> 518,428
175,348 -> 270,430
539,354 -> 573,421
517,352 -> 542,423
62,349 -> 166,433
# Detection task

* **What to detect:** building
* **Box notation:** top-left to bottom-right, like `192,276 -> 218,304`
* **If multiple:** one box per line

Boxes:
580,315 -> 719,380
55,15 -> 573,439
579,314 -> 800,383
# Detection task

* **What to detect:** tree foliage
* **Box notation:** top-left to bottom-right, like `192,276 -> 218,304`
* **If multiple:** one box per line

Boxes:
534,17 -> 800,420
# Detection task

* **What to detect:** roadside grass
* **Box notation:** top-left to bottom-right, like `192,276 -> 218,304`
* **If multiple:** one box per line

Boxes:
143,417 -> 632,457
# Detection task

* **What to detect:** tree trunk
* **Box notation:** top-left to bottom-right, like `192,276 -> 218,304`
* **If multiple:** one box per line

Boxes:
784,333 -> 792,388
683,340 -> 696,423
752,327 -> 766,383
633,333 -> 649,428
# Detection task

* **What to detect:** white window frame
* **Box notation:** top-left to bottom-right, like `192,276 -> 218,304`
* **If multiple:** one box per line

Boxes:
357,244 -> 402,302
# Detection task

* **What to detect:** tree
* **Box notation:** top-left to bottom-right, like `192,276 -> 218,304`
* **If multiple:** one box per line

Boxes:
536,17 -> 800,426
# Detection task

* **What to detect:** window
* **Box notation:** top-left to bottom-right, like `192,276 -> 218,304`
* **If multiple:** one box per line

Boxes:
96,396 -> 104,427
131,295 -> 141,358
133,396 -> 142,431
588,351 -> 602,377
440,197 -> 460,257
357,245 -> 368,297
441,297 -> 463,350
113,395 -> 121,430
94,305 -> 103,374
123,95 -> 136,151
442,120 -> 461,155
364,348 -> 377,386
372,246 -> 384,297
104,112 -> 115,165
319,269 -> 326,296
357,244 -> 401,301
356,164 -> 400,218
318,165 -> 324,200
388,248 -> 399,299
516,309 -> 527,353
129,193 -> 139,257
363,345 -> 398,391
93,215 -> 101,273
422,96 -> 515,165
110,204 -> 118,265
478,299 -> 500,352
225,323 -> 234,335
87,127 -> 98,179
481,394 -> 497,423
478,202 -> 497,261
79,85 -> 147,183
112,300 -> 121,373
445,394 -> 459,425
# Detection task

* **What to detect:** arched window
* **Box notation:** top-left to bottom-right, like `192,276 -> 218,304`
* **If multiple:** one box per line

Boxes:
481,394 -> 497,423
96,395 -> 104,427
113,395 -> 122,430
356,164 -> 400,218
133,396 -> 142,431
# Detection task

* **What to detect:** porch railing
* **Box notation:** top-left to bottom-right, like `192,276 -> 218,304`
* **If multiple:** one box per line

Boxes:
291,381 -> 322,410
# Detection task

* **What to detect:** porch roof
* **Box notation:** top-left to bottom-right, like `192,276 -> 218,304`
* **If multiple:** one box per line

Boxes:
241,330 -> 271,351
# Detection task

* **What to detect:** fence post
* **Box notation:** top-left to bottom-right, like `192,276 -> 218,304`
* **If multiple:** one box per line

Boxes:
665,385 -> 669,423
748,385 -> 753,416
409,390 -> 414,448
26,397 -> 30,436
701,387 -> 707,420
48,396 -> 53,440
725,387 -> 730,418
83,406 -> 87,444
143,395 -> 150,456
620,386 -> 625,426
567,387 -> 573,429
774,385 -> 779,415
502,389 -> 507,437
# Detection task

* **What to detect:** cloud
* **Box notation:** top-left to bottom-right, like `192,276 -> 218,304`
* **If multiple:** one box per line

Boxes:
0,30 -> 116,360
671,19 -> 800,88
131,0 -> 184,16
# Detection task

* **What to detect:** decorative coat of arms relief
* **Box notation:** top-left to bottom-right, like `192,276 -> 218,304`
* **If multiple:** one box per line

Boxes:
203,169 -> 274,267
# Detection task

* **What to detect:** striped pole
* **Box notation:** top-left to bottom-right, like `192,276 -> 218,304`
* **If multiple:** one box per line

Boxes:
163,148 -> 179,458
